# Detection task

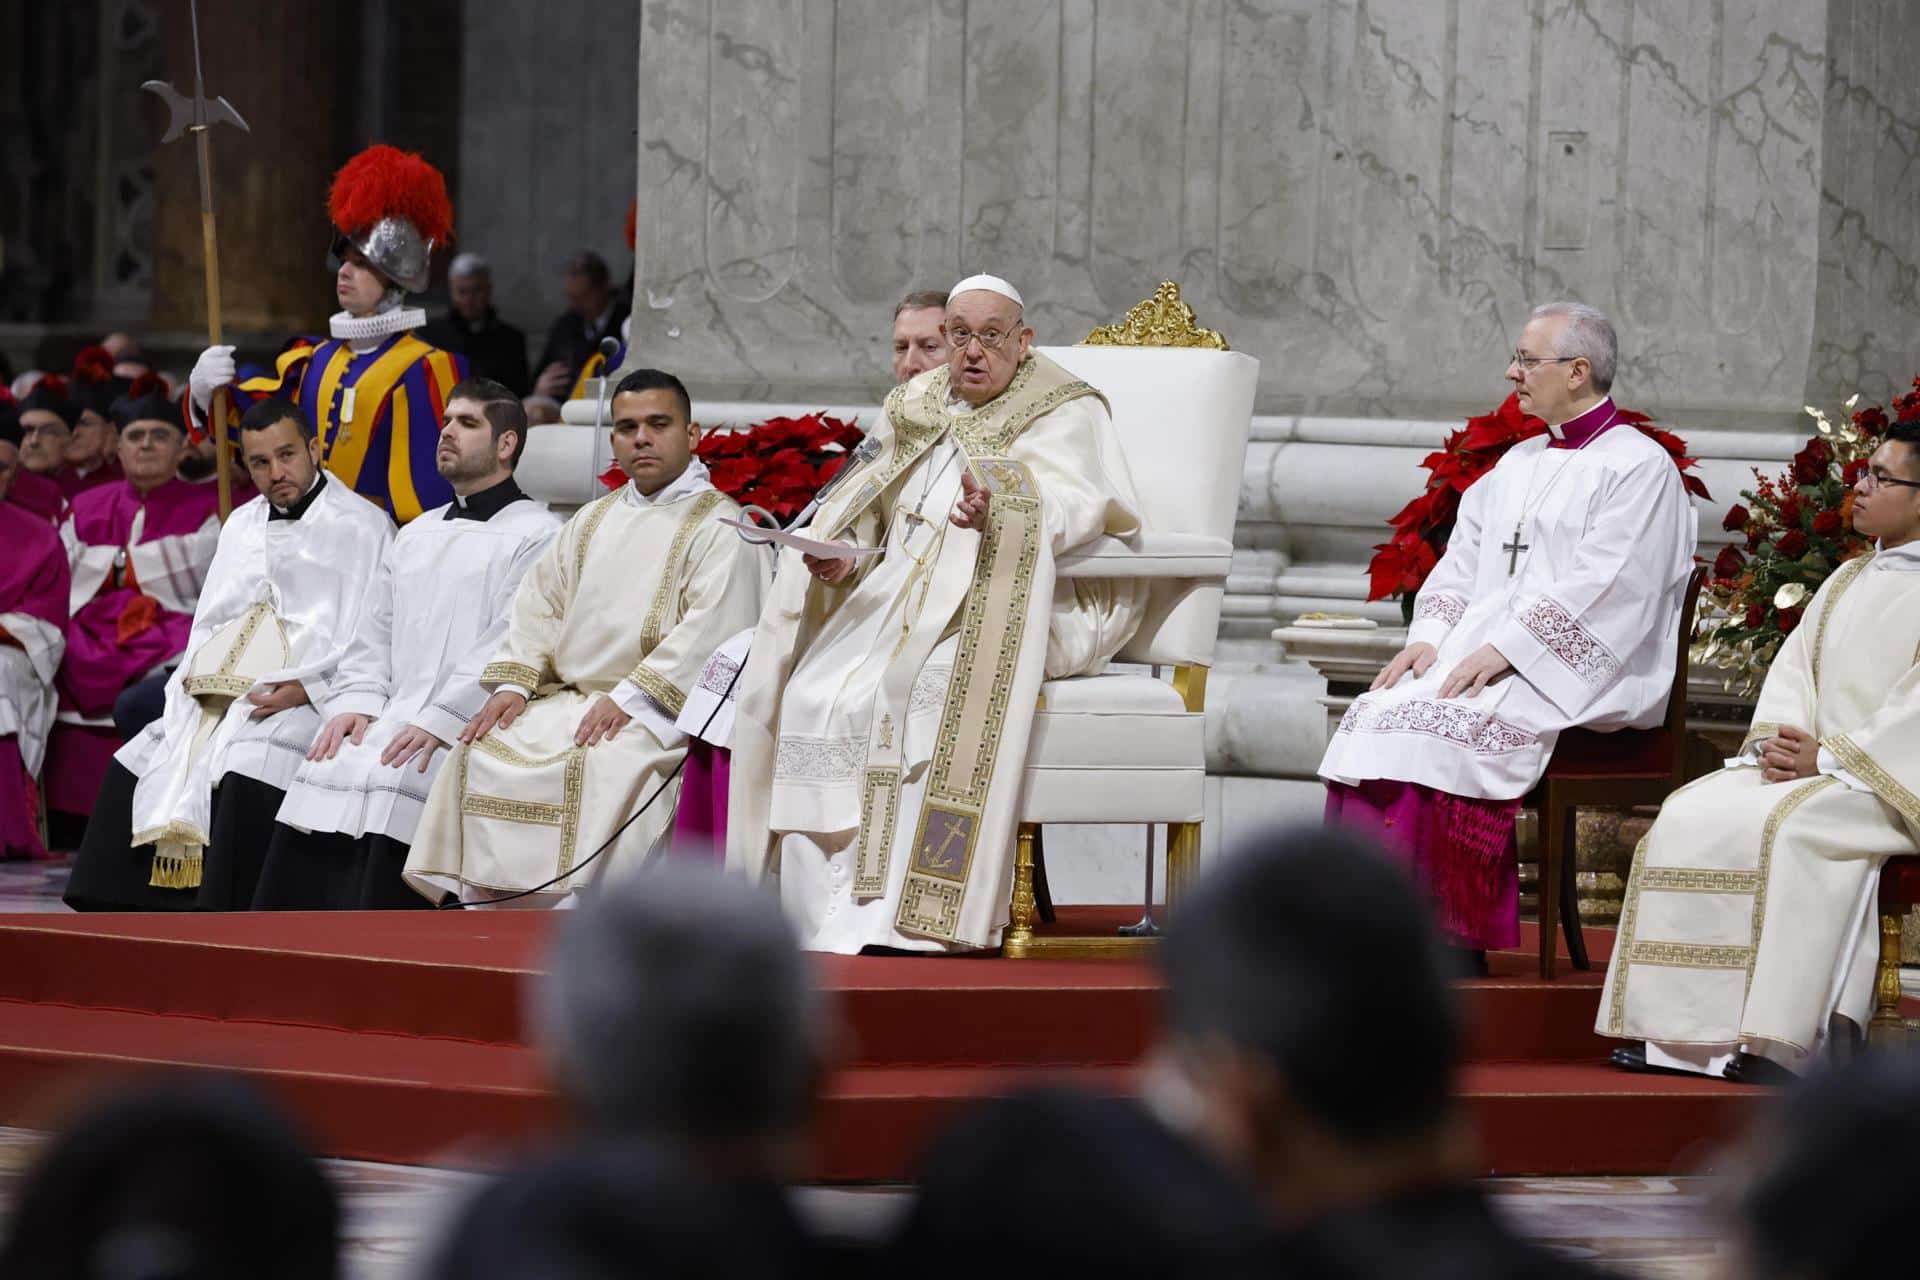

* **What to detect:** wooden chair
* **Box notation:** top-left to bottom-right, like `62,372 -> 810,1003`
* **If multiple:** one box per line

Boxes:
1527,566 -> 1706,979
1870,859 -> 1920,1043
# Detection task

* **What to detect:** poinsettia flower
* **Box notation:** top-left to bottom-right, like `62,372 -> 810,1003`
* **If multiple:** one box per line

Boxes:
598,464 -> 626,490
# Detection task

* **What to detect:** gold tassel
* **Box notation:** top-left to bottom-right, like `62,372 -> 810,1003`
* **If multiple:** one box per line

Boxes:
148,842 -> 204,890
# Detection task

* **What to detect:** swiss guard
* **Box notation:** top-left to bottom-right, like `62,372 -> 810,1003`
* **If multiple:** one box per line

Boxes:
186,144 -> 468,524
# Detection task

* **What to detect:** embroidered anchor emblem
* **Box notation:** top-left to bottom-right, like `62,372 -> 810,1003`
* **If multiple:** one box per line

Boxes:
914,809 -> 974,877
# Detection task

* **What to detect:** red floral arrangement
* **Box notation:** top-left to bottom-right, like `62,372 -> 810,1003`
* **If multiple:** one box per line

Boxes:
1366,392 -> 1709,618
599,411 -> 865,519
1694,381 -> 1920,693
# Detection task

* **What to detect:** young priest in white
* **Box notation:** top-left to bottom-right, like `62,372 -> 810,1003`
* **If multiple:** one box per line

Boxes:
254,379 -> 562,909
1319,302 -> 1698,968
65,398 -> 394,910
1605,422 -> 1920,1084
404,368 -> 766,906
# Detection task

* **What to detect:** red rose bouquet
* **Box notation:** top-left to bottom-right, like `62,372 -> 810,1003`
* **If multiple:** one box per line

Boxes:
600,411 -> 865,520
1366,393 -> 1709,621
1694,381 -> 1920,694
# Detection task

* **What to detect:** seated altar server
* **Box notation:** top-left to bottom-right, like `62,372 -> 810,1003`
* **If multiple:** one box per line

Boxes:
255,380 -> 562,909
725,274 -> 1148,954
1320,302 -> 1697,967
0,415 -> 69,860
1603,425 -> 1920,1084
44,383 -> 221,824
64,399 -> 393,911
404,369 -> 766,906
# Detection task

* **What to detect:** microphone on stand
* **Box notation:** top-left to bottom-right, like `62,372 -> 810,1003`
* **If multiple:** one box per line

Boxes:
589,336 -> 622,435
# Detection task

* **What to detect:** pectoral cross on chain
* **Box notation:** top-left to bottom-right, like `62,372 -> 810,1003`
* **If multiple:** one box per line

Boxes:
1504,523 -> 1529,576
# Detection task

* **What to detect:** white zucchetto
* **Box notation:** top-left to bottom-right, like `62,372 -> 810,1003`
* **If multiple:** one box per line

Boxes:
948,274 -> 1024,309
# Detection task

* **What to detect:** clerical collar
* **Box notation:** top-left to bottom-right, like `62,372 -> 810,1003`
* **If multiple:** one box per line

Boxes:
1873,538 -> 1920,572
269,471 -> 327,522
445,475 -> 526,521
623,457 -> 713,509
1544,397 -> 1617,448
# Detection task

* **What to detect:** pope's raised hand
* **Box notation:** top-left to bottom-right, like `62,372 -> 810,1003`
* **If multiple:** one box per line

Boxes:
1370,641 -> 1437,692
461,689 -> 526,745
308,712 -> 372,762
950,470 -> 991,530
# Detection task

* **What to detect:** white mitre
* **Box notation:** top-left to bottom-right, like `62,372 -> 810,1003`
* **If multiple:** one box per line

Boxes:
948,273 -> 1024,308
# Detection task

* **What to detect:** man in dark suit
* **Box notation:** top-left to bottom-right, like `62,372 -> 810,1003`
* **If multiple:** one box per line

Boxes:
532,251 -> 630,401
421,253 -> 531,397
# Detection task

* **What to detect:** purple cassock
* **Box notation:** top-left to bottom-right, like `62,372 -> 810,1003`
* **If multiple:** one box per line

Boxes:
5,470 -> 66,526
0,501 -> 70,859
44,478 -> 220,817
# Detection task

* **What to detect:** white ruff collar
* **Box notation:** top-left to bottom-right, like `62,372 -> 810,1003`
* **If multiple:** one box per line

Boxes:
329,307 -> 426,343
623,457 -> 713,509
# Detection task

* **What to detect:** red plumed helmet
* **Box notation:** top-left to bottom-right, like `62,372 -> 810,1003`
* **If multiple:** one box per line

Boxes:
327,144 -> 454,294
125,372 -> 166,399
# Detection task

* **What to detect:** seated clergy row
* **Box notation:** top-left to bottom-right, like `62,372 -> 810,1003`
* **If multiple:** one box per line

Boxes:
1323,299 -> 1920,1084
55,272 -> 1147,952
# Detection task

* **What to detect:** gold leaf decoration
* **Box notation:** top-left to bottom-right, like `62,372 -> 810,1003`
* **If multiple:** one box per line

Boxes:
1082,280 -> 1229,350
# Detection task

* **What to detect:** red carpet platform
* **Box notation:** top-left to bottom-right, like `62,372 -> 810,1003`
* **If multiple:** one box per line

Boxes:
0,908 -> 1762,1180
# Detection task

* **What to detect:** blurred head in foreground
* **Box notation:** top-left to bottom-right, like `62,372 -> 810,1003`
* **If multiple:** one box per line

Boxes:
0,1077 -> 338,1279
534,863 -> 826,1178
1154,823 -> 1469,1221
1726,1048 -> 1920,1279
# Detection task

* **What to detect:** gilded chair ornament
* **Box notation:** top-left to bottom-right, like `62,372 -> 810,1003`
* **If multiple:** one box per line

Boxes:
1082,281 -> 1229,351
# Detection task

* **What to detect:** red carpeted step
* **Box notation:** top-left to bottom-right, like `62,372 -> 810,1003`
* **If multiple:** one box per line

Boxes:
0,998 -> 1759,1179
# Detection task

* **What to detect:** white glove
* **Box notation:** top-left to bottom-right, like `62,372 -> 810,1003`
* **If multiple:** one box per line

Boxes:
189,345 -> 237,415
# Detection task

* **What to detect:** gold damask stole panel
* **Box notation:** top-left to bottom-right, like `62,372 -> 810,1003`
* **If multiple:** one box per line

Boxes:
1082,281 -> 1229,350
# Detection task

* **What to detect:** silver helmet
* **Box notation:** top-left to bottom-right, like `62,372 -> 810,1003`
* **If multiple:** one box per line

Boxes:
328,215 -> 433,294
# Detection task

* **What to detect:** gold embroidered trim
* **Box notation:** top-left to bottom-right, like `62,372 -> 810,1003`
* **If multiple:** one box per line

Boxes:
853,767 -> 901,895
629,664 -> 686,717
183,601 -> 285,697
1621,941 -> 1751,968
572,491 -> 621,582
1605,766 -> 1741,1034
1823,733 -> 1920,828
181,675 -> 255,698
639,491 -> 726,652
1634,866 -> 1762,894
1812,553 -> 1873,690
462,794 -> 565,825
460,736 -> 589,877
897,470 -> 1045,942
1739,721 -> 1782,756
1745,775 -> 1837,997
481,661 -> 543,691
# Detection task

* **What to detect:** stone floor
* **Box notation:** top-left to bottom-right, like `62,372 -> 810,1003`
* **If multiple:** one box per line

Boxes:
0,1123 -> 1725,1276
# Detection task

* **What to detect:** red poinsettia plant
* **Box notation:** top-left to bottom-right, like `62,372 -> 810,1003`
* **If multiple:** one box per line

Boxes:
1694,380 -> 1920,694
599,411 -> 865,520
1366,393 -> 1710,620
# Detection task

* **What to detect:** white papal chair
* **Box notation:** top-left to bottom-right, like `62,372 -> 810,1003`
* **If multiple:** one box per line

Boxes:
1008,284 -> 1258,957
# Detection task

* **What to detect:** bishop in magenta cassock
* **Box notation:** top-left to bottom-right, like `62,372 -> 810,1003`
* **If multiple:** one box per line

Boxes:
43,385 -> 221,824
1319,303 -> 1697,963
0,413 -> 70,859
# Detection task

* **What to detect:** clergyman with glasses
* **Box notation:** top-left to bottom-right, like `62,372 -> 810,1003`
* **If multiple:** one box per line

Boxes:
723,273 -> 1148,954
1319,301 -> 1698,974
1602,420 -> 1920,1085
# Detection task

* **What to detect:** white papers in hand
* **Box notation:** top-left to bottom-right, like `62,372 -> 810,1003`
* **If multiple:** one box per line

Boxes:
719,518 -> 887,559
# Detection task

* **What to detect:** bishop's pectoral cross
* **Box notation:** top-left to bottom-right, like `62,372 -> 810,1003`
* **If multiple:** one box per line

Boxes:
1504,523 -> 1529,577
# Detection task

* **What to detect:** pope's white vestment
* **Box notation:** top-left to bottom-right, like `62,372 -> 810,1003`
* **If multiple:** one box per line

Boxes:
405,461 -> 766,904
1320,402 -> 1698,800
118,476 -> 394,871
1601,542 -> 1920,1068
726,354 -> 1147,953
275,488 -> 562,844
